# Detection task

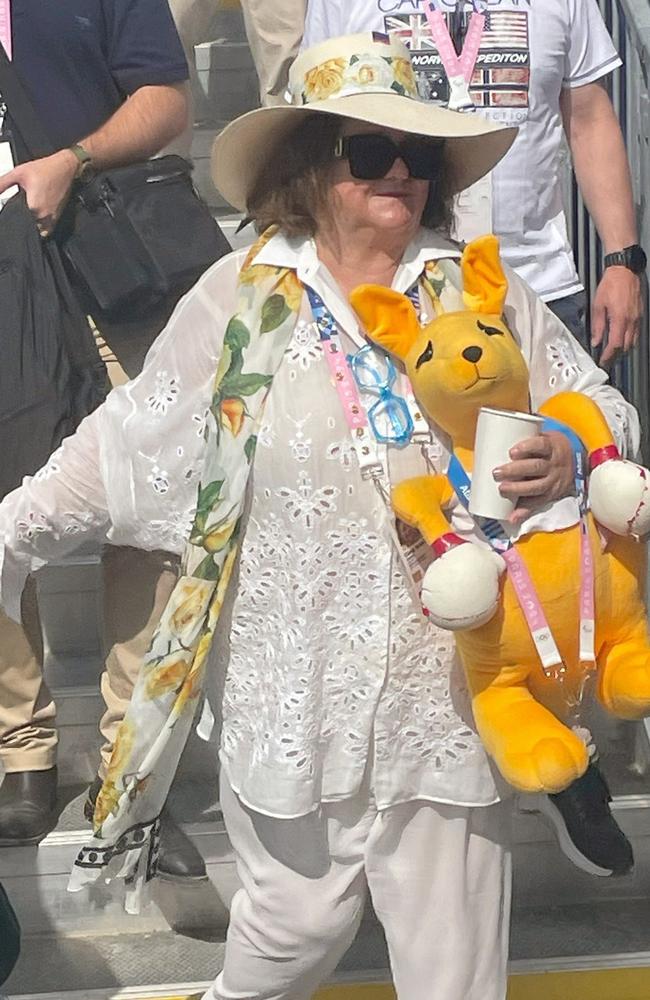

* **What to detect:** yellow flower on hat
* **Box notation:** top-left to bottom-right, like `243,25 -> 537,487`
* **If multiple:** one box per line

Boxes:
392,57 -> 417,95
304,57 -> 346,101
345,54 -> 394,91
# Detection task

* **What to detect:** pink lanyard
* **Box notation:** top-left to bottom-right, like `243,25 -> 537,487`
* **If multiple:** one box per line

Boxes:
423,3 -> 485,110
0,0 -> 11,60
320,332 -> 385,479
504,518 -> 595,675
448,451 -> 595,675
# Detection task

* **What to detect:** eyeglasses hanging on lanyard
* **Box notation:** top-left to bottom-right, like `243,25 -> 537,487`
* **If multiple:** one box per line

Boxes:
348,345 -> 414,446
307,284 -> 415,446
425,1 -> 486,112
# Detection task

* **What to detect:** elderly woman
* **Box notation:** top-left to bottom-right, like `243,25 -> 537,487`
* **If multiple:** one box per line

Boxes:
0,32 -> 639,1000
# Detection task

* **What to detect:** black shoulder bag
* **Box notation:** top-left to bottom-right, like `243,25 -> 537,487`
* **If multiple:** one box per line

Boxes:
0,44 -> 231,319
0,47 -> 108,498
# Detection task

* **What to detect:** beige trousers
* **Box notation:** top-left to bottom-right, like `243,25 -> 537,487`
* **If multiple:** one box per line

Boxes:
240,0 -> 307,105
0,306 -> 179,775
0,549 -> 179,775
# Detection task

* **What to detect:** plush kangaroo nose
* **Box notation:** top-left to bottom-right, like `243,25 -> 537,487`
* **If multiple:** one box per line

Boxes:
462,346 -> 483,364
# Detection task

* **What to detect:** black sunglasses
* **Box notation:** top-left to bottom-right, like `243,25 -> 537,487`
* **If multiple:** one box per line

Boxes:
333,133 -> 445,182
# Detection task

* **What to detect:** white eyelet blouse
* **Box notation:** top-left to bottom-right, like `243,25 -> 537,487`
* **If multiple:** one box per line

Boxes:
0,230 -> 639,817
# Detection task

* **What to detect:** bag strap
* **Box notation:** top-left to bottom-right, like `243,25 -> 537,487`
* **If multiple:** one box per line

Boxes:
0,40 -> 55,159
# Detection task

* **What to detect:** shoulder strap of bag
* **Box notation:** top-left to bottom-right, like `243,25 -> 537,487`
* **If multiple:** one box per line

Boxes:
0,40 -> 55,159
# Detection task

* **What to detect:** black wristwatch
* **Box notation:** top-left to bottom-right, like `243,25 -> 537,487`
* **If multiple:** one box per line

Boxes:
604,244 -> 647,275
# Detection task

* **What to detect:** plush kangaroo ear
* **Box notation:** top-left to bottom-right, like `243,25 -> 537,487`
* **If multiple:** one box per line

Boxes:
350,284 -> 421,360
461,235 -> 508,316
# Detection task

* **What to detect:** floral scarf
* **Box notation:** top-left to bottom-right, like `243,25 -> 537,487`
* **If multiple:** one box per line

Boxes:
67,230 -> 462,908
68,228 -> 305,906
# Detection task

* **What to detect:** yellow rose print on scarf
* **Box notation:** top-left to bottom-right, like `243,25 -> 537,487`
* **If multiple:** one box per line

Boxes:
167,579 -> 215,642
169,658 -> 205,723
239,263 -> 282,288
168,548 -> 240,725
144,653 -> 191,701
93,780 -> 122,829
278,270 -> 303,314
303,58 -> 346,101
94,720 -> 136,827
220,398 -> 245,436
203,517 -> 237,553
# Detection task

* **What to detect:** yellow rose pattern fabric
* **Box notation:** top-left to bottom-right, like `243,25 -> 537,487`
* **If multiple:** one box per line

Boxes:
299,52 -> 418,104
69,227 -> 305,903
68,227 -> 461,907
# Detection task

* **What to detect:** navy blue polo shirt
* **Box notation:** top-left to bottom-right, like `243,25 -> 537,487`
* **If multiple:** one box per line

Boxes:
8,0 -> 188,155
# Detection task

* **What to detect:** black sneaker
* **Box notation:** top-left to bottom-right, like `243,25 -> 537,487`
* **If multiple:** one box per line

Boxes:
523,762 -> 634,878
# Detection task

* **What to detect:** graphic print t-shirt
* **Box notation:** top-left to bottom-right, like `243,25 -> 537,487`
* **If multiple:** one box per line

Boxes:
303,0 -> 621,301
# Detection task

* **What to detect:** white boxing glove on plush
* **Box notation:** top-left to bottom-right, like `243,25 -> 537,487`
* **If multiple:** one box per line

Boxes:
421,544 -> 506,631
589,460 -> 650,537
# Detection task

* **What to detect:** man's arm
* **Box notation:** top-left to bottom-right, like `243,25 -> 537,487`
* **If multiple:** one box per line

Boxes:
0,82 -> 189,236
560,80 -> 642,364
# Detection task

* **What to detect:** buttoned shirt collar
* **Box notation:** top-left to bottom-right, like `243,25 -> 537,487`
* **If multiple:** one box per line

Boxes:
253,228 -> 462,349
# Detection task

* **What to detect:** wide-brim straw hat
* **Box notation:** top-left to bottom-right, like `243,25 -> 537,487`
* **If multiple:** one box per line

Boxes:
212,32 -> 517,211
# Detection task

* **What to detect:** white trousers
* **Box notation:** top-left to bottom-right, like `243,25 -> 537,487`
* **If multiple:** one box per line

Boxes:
202,777 -> 512,1000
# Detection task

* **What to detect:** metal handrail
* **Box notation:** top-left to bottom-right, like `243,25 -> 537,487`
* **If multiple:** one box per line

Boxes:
569,0 -> 650,451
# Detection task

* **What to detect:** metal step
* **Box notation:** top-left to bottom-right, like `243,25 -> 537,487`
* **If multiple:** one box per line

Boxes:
7,900 -> 650,998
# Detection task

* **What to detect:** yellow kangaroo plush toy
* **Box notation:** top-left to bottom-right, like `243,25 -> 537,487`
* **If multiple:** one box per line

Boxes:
350,235 -> 650,795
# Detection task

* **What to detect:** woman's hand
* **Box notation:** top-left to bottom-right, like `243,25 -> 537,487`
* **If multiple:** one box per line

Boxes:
493,430 -> 575,526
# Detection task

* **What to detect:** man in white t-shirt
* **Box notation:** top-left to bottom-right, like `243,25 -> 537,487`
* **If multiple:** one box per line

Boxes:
301,0 -> 645,364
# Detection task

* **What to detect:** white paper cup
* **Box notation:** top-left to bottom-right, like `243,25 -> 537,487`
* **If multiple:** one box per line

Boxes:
469,407 -> 545,521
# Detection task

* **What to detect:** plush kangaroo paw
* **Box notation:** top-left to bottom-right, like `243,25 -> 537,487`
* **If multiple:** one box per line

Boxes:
421,544 -> 505,631
474,690 -> 589,793
498,734 -> 589,794
589,460 -> 650,536
599,659 -> 650,719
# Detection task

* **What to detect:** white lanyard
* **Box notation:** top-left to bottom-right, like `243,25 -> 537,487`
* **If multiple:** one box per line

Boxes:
424,2 -> 485,111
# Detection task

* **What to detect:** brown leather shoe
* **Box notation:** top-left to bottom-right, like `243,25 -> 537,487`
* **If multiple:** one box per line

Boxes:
85,776 -> 208,882
0,766 -> 58,845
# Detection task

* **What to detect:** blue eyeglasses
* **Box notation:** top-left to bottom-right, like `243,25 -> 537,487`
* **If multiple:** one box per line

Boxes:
348,345 -> 414,446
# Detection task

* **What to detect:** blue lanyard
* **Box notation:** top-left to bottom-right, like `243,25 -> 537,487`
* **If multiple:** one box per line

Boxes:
447,417 -> 587,547
447,453 -> 509,546
304,284 -> 421,339
447,417 -> 587,550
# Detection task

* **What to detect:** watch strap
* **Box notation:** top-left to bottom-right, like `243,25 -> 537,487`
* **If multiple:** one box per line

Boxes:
68,142 -> 93,179
603,244 -> 647,274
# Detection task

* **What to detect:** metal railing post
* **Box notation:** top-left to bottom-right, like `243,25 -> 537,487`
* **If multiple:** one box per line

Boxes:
567,0 -> 650,453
